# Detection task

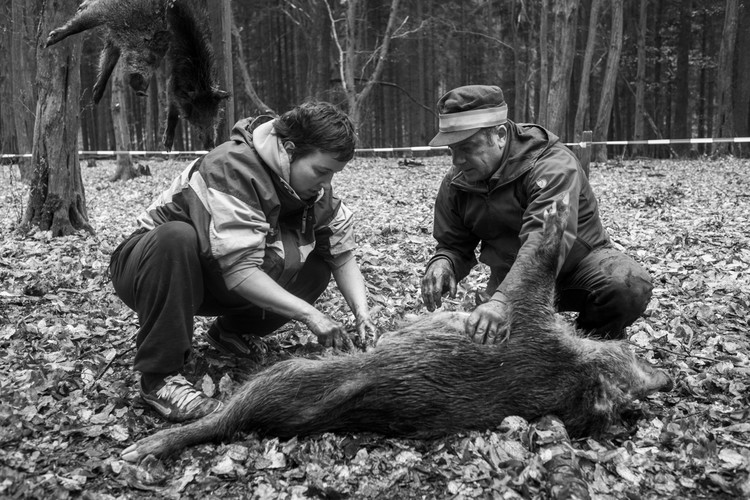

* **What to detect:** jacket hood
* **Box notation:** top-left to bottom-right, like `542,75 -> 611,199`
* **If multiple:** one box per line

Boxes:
231,117 -> 292,184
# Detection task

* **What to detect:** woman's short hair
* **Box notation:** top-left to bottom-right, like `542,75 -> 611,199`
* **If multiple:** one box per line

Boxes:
274,101 -> 357,163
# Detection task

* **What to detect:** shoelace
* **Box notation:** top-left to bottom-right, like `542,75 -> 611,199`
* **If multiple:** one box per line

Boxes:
156,375 -> 204,412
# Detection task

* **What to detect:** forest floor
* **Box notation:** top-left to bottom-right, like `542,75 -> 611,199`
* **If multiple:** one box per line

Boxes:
1,156 -> 749,499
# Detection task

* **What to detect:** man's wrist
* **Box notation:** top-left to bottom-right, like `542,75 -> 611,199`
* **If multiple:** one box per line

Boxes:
490,291 -> 508,305
428,255 -> 454,271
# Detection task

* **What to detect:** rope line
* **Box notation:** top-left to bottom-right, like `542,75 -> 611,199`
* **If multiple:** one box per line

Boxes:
2,137 -> 749,160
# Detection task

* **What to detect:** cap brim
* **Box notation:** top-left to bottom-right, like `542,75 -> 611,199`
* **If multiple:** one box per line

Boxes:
428,128 -> 481,147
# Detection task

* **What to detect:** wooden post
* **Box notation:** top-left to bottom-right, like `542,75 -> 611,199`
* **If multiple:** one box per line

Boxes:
579,130 -> 592,178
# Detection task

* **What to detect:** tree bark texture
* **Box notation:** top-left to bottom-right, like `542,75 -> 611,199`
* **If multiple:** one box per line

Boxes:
633,0 -> 648,157
594,0 -> 624,162
673,0 -> 691,154
9,0 -> 39,179
734,1 -> 750,155
712,0 -> 739,155
573,0 -> 600,142
539,0 -> 549,126
110,64 -> 136,182
23,0 -> 92,236
231,21 -> 273,115
546,0 -> 579,137
208,0 -> 234,144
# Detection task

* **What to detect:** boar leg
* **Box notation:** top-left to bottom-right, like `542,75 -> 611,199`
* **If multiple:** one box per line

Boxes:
92,39 -> 120,104
46,6 -> 106,47
505,193 -> 570,336
162,100 -> 180,151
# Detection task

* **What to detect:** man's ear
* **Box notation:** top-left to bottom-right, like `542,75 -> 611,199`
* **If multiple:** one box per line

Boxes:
495,125 -> 507,147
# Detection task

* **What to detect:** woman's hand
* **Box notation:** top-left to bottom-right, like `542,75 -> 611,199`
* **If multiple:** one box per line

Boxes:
304,308 -> 354,350
355,313 -> 379,346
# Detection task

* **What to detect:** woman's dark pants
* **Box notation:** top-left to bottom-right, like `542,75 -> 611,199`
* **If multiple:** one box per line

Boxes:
109,222 -> 330,376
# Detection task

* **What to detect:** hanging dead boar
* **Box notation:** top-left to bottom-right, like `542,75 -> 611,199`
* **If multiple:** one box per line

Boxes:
161,0 -> 230,151
46,0 -> 229,151
45,0 -> 171,103
122,195 -> 672,462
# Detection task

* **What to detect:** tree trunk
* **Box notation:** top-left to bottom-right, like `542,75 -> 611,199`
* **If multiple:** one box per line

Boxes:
23,0 -> 93,236
734,1 -> 750,156
546,0 -> 579,136
573,0 -> 600,142
231,21 -> 273,115
1,0 -> 14,158
514,4 -> 529,122
673,0 -> 691,155
539,0 -> 549,126
593,0 -> 623,162
712,0 -> 739,155
633,0 -> 647,157
327,0 -> 401,130
10,0 -> 38,180
209,0 -> 234,142
110,64 -> 137,181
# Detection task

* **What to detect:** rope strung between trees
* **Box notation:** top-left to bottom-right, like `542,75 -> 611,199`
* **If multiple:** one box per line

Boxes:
2,137 -> 750,160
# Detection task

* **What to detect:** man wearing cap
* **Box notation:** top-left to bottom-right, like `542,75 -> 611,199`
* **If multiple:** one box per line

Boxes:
421,84 -> 652,342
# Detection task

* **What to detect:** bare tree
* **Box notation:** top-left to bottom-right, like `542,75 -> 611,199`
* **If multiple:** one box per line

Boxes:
538,0 -> 549,125
231,21 -> 274,115
209,0 -> 234,143
10,0 -> 38,179
545,0 -> 579,136
24,0 -> 92,236
633,0 -> 647,157
325,0 -> 402,129
110,64 -> 138,181
712,0 -> 738,155
673,0 -> 692,155
573,0 -> 600,143
593,0 -> 623,162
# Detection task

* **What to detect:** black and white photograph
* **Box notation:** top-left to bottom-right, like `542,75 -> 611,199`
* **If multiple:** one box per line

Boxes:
1,0 -> 748,498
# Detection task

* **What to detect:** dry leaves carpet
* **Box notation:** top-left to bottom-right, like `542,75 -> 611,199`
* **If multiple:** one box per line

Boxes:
0,156 -> 748,499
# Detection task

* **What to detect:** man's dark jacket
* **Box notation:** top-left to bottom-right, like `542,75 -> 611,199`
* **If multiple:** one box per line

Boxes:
430,119 -> 610,295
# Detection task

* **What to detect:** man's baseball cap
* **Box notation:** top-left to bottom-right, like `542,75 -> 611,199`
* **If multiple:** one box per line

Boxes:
429,85 -> 508,147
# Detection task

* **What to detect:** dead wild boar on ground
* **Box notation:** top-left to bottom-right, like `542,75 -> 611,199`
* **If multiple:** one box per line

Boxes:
122,195 -> 672,462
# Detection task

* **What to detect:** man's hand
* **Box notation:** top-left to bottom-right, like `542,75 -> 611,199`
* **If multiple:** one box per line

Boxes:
421,258 -> 457,311
305,309 -> 353,350
465,296 -> 509,344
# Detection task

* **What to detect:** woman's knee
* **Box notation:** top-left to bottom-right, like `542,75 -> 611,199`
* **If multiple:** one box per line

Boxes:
150,221 -> 198,251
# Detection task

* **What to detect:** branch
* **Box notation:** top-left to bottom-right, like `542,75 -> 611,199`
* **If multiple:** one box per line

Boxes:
231,23 -> 274,115
324,0 -> 349,96
375,81 -> 436,116
356,0 -> 402,107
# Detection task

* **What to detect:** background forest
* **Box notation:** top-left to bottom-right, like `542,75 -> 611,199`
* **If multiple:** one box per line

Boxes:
1,0 -> 749,162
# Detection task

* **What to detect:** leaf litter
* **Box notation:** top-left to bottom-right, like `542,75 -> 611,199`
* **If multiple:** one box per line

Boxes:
0,156 -> 749,498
